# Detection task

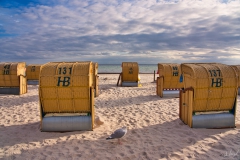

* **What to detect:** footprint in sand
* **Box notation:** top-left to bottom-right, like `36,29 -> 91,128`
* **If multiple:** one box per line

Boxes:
46,151 -> 52,155
29,142 -> 37,147
76,153 -> 82,157
209,143 -> 226,150
128,120 -> 135,125
118,119 -> 123,123
142,151 -> 149,158
160,154 -> 167,158
132,113 -> 136,116
167,100 -> 173,103
170,153 -> 183,159
144,119 -> 150,123
209,135 -> 220,141
187,137 -> 197,144
120,153 -> 125,157
74,147 -> 79,151
178,121 -> 185,126
129,150 -> 134,154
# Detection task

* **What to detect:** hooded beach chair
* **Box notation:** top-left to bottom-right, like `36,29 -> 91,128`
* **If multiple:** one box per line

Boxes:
156,63 -> 183,97
26,64 -> 42,85
0,62 -> 27,95
179,63 -> 238,128
39,61 -> 95,132
118,62 -> 139,87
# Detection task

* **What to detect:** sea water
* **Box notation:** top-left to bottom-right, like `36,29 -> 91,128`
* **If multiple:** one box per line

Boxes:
98,64 -> 157,73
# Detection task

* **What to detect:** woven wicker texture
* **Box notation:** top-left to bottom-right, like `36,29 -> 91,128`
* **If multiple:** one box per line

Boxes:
122,62 -> 139,82
180,89 -> 194,126
39,62 -> 94,113
0,62 -> 26,87
93,62 -> 98,90
158,63 -> 183,89
26,64 -> 41,80
20,75 -> 27,94
181,63 -> 238,112
230,65 -> 240,87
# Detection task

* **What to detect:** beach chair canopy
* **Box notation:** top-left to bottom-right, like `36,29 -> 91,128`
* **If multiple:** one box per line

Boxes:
0,62 -> 26,87
39,61 -> 94,113
158,63 -> 183,89
181,63 -> 238,112
26,64 -> 42,80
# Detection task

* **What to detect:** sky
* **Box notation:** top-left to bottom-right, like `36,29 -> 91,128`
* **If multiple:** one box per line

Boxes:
0,0 -> 240,64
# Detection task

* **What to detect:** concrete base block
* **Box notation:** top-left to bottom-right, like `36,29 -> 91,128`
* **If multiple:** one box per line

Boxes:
192,113 -> 235,128
122,82 -> 138,87
41,116 -> 92,132
27,80 -> 39,85
163,90 -> 180,98
0,87 -> 20,95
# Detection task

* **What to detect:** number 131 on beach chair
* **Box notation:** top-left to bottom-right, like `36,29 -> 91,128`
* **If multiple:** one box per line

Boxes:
39,61 -> 95,132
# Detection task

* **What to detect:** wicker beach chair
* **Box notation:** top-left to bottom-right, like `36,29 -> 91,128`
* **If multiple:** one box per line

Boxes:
118,62 -> 139,87
0,62 -> 27,95
179,63 -> 238,128
156,63 -> 183,97
39,61 -> 95,132
26,64 -> 42,85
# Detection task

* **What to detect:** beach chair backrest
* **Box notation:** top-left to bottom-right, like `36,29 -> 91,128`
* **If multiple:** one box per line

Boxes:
39,61 -> 94,113
158,63 -> 183,89
26,64 -> 41,80
181,63 -> 238,112
122,62 -> 139,82
0,62 -> 26,87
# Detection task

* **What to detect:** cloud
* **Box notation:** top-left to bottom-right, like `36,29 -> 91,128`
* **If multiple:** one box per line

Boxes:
0,0 -> 240,64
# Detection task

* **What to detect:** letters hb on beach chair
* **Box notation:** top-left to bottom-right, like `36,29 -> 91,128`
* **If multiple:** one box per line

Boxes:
26,64 -> 42,85
230,65 -> 240,95
0,62 -> 27,95
179,63 -> 238,128
120,62 -> 139,87
39,61 -> 95,132
156,63 -> 183,98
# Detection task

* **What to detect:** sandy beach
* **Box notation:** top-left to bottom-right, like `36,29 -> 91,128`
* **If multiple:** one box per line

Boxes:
0,74 -> 240,160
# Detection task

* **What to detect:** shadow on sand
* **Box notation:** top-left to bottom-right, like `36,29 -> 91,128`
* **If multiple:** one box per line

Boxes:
1,118 -> 239,160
